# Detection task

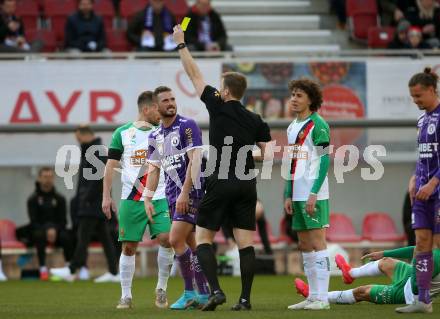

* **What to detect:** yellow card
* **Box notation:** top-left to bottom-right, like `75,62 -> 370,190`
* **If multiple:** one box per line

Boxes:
181,17 -> 191,31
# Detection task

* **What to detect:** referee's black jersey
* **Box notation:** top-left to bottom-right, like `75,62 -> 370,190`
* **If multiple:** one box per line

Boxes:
201,85 -> 271,178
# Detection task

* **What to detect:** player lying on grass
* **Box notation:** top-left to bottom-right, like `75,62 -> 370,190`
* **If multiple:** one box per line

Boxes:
294,247 -> 440,309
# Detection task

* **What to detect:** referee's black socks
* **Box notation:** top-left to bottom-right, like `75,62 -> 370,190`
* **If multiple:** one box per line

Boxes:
239,246 -> 255,303
196,243 -> 221,293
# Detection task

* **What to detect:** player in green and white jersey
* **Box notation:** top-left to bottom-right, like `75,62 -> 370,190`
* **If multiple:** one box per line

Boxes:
102,91 -> 174,310
284,78 -> 331,311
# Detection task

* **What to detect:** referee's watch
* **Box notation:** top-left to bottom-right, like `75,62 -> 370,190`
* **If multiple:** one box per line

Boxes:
176,43 -> 186,50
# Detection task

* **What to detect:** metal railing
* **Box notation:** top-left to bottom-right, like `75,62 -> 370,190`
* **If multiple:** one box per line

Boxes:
0,49 -> 439,61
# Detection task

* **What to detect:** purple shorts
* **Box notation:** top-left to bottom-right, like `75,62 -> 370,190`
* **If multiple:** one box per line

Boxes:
412,198 -> 440,233
169,197 -> 201,225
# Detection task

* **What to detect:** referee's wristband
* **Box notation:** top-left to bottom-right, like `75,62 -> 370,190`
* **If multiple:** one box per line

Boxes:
176,43 -> 186,50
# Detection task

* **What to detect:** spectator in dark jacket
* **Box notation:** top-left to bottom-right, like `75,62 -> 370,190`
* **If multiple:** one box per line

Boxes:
27,167 -> 73,280
184,0 -> 230,51
388,19 -> 411,48
65,0 -> 106,52
127,0 -> 176,51
0,0 -> 34,52
404,0 -> 440,47
50,125 -> 119,282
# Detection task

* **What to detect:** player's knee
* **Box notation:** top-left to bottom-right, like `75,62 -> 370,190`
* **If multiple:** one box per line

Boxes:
416,235 -> 432,251
169,236 -> 184,251
157,234 -> 171,248
122,243 -> 137,256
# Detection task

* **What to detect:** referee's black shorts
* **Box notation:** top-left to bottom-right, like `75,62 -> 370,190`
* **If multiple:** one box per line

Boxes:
197,176 -> 257,231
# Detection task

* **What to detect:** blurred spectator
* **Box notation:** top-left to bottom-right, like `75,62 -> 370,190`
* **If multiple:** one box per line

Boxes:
404,0 -> 440,47
402,192 -> 415,246
388,19 -> 411,48
378,0 -> 406,25
65,0 -> 107,52
0,240 -> 6,281
184,0 -> 231,52
407,26 -> 431,48
330,0 -> 346,29
127,0 -> 176,51
0,0 -> 39,53
27,167 -> 73,281
50,125 -> 119,282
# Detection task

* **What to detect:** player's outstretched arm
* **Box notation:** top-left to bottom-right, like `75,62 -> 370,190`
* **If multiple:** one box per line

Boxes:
102,159 -> 119,219
173,24 -> 207,98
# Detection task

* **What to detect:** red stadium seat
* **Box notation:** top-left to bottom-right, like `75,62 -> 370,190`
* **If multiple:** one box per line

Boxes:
346,0 -> 379,41
278,217 -> 294,244
94,0 -> 115,30
120,0 -> 149,20
16,0 -> 40,30
368,27 -> 396,49
105,29 -> 131,51
362,212 -> 406,242
327,213 -> 362,242
0,219 -> 26,249
26,29 -> 57,52
368,27 -> 395,48
164,0 -> 188,23
44,0 -> 76,41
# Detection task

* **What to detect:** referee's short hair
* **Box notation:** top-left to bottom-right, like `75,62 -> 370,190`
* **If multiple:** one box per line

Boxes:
137,91 -> 154,111
74,124 -> 94,136
288,77 -> 323,112
222,72 -> 247,100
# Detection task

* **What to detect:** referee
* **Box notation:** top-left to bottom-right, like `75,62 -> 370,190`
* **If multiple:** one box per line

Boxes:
173,25 -> 272,311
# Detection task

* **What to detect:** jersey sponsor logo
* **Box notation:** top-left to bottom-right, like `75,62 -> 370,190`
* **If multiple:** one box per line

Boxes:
214,91 -> 220,97
418,142 -> 439,158
185,128 -> 193,146
130,149 -> 148,166
288,144 -> 308,160
428,123 -> 436,135
161,153 -> 186,171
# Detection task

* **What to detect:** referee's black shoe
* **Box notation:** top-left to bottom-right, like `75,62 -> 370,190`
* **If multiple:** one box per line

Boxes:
201,291 -> 226,311
231,299 -> 252,311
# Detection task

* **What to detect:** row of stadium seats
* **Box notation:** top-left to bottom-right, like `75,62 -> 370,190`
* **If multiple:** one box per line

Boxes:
0,212 -> 406,252
16,0 -> 188,51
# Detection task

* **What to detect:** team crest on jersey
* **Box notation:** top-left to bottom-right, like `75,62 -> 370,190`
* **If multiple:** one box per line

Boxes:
169,132 -> 180,147
128,127 -> 137,144
428,123 -> 436,135
130,149 -> 147,166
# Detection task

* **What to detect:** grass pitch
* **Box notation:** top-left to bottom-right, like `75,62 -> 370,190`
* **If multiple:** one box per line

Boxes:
0,275 -> 437,319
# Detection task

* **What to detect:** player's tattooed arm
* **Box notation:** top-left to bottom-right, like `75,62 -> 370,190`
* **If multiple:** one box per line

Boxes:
173,24 -> 207,98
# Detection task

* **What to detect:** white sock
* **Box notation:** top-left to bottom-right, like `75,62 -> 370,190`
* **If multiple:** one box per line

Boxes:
302,251 -> 318,300
0,260 -> 3,273
315,249 -> 330,302
349,260 -> 381,278
40,266 -> 48,273
328,290 -> 356,304
120,254 -> 135,299
156,246 -> 174,291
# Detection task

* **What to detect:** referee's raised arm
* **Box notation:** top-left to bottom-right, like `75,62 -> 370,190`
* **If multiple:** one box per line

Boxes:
173,24 -> 207,98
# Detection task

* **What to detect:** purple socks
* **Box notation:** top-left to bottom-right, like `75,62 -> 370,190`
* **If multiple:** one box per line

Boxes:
176,248 -> 194,291
415,252 -> 433,304
192,251 -> 210,295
